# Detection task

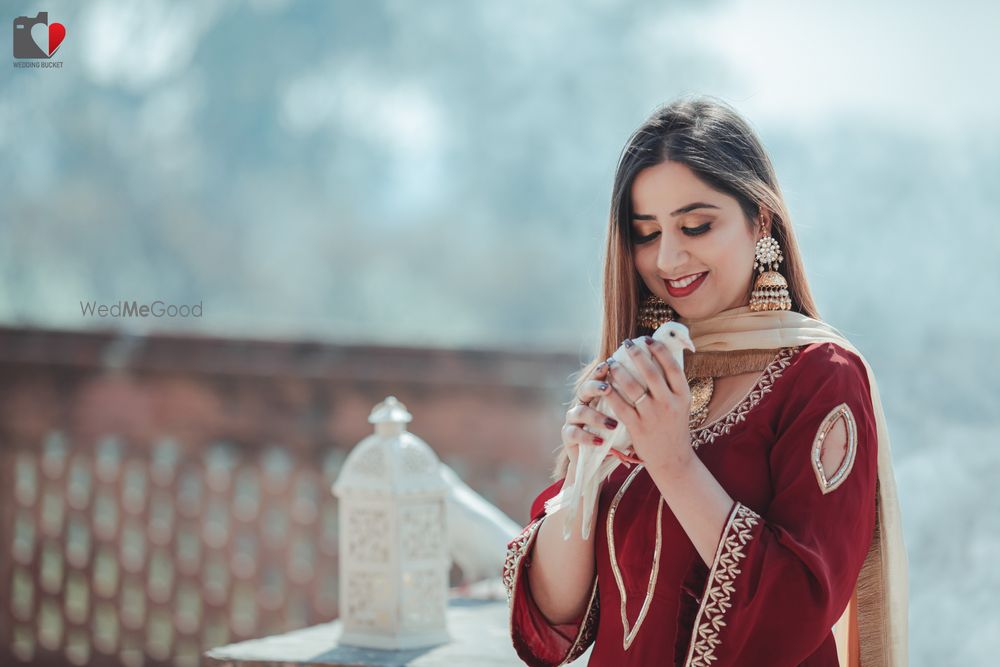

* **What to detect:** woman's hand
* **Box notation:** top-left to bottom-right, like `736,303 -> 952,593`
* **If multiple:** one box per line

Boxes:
601,336 -> 695,477
560,361 -> 621,473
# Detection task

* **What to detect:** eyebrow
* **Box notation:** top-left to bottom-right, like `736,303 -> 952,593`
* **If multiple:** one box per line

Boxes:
631,202 -> 720,221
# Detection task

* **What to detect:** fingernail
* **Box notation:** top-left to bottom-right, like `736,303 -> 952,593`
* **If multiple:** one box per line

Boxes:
593,436 -> 604,445
604,418 -> 618,429
643,336 -> 653,345
623,338 -> 635,349
597,361 -> 608,372
597,382 -> 609,392
605,357 -> 615,366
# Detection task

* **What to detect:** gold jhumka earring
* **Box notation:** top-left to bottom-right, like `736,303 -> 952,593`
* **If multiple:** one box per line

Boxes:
637,292 -> 675,330
749,231 -> 792,312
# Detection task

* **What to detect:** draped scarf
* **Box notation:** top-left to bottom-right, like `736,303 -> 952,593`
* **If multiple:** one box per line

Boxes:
676,304 -> 909,667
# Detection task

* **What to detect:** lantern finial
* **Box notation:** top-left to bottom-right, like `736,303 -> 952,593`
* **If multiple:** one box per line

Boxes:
368,395 -> 412,425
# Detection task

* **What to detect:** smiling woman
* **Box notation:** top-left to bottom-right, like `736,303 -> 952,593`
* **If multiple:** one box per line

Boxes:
503,95 -> 909,667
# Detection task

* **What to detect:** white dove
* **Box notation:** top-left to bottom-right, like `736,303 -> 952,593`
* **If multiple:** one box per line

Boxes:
544,320 -> 695,540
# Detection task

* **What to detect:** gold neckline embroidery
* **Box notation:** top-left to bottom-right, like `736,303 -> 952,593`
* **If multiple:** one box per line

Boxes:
689,346 -> 798,450
606,463 -> 663,651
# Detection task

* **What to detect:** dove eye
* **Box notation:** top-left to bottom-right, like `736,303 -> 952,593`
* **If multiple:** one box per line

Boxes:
669,332 -> 675,337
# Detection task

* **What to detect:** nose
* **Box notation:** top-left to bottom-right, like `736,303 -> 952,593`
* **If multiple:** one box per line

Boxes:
655,235 -> 687,275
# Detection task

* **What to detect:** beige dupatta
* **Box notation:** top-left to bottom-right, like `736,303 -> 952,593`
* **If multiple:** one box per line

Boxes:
677,305 -> 909,667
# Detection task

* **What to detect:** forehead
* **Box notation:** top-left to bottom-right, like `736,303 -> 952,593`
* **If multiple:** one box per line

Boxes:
630,161 -> 721,212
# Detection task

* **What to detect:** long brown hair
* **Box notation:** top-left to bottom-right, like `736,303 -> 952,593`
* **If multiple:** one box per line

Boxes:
552,94 -> 821,480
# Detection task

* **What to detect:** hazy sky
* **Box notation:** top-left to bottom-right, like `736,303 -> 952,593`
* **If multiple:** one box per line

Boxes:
686,0 -> 998,135
1,0 -> 997,354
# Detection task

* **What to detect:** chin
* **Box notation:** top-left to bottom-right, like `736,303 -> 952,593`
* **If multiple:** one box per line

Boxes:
672,301 -> 715,322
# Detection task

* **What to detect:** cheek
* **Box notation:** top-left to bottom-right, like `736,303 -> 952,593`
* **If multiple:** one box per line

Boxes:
704,235 -> 751,272
633,247 -> 656,274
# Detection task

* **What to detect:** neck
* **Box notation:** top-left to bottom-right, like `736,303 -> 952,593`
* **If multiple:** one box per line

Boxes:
678,304 -> 753,327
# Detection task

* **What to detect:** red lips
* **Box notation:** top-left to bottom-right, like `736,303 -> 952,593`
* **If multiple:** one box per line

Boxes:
664,271 -> 709,297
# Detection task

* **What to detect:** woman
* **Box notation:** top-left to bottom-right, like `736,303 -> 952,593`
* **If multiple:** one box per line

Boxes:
503,96 -> 908,666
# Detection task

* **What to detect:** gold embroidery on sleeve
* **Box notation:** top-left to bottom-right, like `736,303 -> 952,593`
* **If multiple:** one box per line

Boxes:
811,402 -> 858,494
504,515 -> 601,666
563,576 -> 600,664
684,502 -> 761,667
503,517 -> 544,607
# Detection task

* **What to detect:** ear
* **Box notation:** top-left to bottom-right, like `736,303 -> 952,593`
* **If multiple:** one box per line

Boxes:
758,209 -> 773,238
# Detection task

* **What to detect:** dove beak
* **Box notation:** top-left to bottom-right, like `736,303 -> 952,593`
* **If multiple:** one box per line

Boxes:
682,338 -> 696,354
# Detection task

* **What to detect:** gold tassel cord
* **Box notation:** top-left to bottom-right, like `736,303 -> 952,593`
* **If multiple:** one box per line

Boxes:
682,348 -> 782,379
855,479 -> 888,667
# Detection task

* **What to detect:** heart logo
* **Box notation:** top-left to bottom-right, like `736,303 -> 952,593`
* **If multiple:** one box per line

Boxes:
48,22 -> 66,56
30,20 -> 66,57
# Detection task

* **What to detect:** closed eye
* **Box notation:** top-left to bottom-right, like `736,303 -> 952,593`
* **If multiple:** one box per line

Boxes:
632,223 -> 711,245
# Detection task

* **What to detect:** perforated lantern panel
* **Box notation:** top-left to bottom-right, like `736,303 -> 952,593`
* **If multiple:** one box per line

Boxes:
0,433 -> 348,667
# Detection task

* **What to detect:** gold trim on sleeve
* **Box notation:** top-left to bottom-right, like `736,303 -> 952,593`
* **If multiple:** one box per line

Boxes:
563,575 -> 600,665
684,501 -> 761,667
503,516 -> 543,607
811,402 -> 858,495
504,514 -> 601,666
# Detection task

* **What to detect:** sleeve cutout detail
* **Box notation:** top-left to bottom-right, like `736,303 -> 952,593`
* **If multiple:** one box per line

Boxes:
811,402 -> 858,495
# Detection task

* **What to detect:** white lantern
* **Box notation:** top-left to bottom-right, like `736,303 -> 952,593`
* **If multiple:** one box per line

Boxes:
331,395 -> 451,649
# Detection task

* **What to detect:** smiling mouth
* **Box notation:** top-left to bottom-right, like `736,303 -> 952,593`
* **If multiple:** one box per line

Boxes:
666,272 -> 708,288
664,271 -> 709,297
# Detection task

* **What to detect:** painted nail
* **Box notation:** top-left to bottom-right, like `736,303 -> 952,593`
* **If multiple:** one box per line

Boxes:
644,336 -> 654,345
593,436 -> 605,445
605,357 -> 615,366
623,338 -> 635,349
597,382 -> 609,392
604,418 -> 618,429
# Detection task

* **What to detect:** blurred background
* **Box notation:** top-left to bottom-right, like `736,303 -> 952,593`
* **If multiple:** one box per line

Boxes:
1,0 -> 998,665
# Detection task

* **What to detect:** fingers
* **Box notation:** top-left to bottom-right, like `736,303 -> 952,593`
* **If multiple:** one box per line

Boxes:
604,345 -> 658,407
642,336 -> 687,396
566,400 -> 619,432
576,376 -> 613,406
617,338 -> 671,403
594,363 -> 638,423
561,423 -> 606,448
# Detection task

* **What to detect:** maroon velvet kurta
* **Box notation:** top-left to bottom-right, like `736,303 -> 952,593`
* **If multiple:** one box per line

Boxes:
503,342 -> 878,666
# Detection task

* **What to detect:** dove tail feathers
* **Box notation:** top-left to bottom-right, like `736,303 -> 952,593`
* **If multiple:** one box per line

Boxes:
542,488 -> 577,531
541,456 -> 622,541
578,457 -> 620,539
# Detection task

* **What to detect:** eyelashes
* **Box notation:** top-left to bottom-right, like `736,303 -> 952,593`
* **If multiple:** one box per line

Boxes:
632,223 -> 711,245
